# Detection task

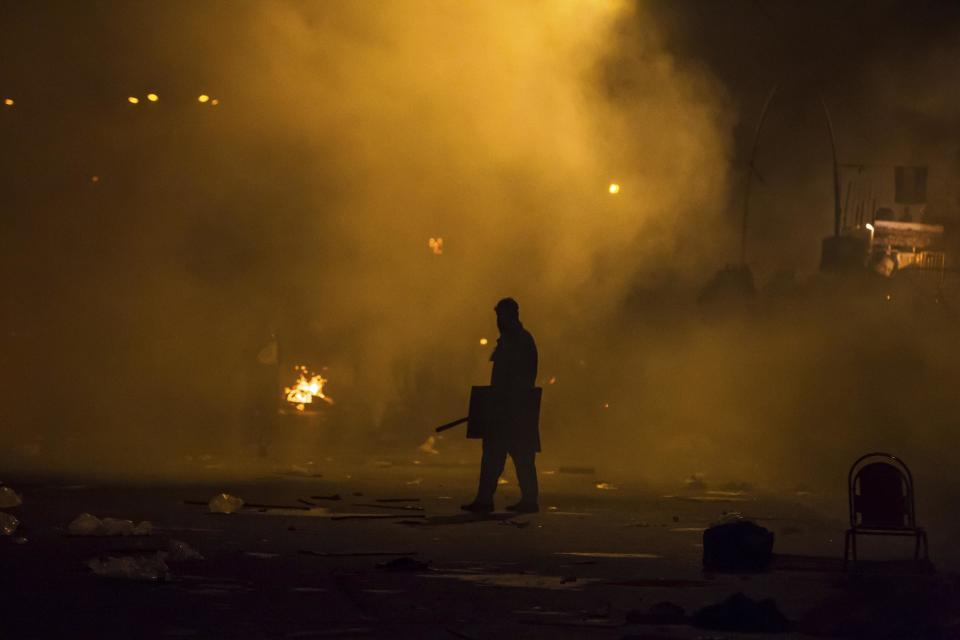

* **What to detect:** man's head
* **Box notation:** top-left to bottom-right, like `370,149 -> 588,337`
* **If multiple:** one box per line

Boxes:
494,297 -> 520,333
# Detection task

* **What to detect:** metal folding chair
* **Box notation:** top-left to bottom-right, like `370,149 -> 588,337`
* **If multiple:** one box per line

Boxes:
844,452 -> 929,569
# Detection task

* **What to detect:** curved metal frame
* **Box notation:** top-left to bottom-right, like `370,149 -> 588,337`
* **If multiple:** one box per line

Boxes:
844,452 -> 929,570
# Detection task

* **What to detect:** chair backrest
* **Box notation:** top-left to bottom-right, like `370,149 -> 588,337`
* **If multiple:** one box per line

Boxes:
848,453 -> 916,529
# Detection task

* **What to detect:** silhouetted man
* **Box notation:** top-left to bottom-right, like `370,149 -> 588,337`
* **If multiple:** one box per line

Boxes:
462,297 -> 540,514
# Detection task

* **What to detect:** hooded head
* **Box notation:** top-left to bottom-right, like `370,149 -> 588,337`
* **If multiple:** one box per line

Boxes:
494,297 -> 521,334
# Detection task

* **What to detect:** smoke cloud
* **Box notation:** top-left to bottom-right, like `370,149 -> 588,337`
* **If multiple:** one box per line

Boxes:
2,1 -> 958,500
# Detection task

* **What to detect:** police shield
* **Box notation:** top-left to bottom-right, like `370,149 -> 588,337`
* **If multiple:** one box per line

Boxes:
466,385 -> 542,452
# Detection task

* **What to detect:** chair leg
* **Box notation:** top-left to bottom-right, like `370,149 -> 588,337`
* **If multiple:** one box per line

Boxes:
843,530 -> 851,570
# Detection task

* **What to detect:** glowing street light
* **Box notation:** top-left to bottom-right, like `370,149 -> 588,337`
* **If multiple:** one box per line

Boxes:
3,98 -> 13,107
146,93 -> 159,102
127,96 -> 140,104
479,338 -> 488,346
608,182 -> 620,194
197,94 -> 210,103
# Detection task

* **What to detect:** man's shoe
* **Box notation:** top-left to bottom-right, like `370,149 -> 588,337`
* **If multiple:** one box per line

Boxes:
505,501 -> 539,513
460,501 -> 494,515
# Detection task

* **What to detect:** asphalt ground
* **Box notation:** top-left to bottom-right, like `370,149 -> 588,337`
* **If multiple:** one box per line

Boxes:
1,460 -> 958,639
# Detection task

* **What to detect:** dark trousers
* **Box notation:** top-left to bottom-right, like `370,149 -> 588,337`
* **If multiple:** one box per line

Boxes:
476,438 -> 538,504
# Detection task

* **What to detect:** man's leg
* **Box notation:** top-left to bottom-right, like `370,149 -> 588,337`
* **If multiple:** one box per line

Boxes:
475,438 -> 508,505
510,447 -> 539,507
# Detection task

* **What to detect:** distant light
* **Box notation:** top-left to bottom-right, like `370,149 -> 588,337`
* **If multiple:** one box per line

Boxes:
91,176 -> 100,183
3,98 -> 13,107
479,338 -> 488,346
198,94 -> 210,103
428,237 -> 443,255
210,98 -> 220,106
608,183 -> 620,194
127,96 -> 140,104
146,93 -> 159,102
865,223 -> 875,232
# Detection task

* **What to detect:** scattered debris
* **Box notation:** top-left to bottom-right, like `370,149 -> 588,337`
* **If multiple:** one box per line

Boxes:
68,513 -> 152,536
665,493 -> 749,503
625,601 -> 686,624
87,555 -> 170,582
376,556 -> 430,572
0,486 -> 22,508
163,539 -> 203,562
702,520 -> 774,572
594,482 -> 618,490
376,498 -> 420,503
0,512 -> 20,535
426,571 -> 598,590
207,493 -> 244,514
558,467 -> 595,475
499,519 -> 530,529
331,513 -> 426,521
310,494 -> 342,501
418,435 -> 440,455
299,550 -> 418,557
352,503 -> 424,511
692,592 -> 791,633
404,479 -> 422,486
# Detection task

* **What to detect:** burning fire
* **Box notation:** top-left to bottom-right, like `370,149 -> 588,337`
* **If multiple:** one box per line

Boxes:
284,365 -> 334,412
428,237 -> 443,255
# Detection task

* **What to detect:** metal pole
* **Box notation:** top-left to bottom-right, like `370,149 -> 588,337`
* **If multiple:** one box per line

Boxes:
740,84 -> 778,265
820,98 -> 842,237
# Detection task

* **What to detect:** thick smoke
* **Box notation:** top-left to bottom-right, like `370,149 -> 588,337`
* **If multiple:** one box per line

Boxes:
1,1 -> 735,474
2,2 -> 958,497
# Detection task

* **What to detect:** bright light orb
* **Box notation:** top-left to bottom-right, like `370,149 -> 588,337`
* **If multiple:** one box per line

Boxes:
608,183 -> 620,194
198,94 -> 210,103
127,96 -> 140,104
147,93 -> 159,102
3,98 -> 13,107
479,338 -> 488,346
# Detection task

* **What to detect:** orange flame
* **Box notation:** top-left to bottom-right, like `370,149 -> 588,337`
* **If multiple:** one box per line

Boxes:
284,365 -> 334,411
